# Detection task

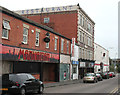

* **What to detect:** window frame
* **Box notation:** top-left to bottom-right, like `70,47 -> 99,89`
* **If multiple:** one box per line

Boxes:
2,20 -> 10,39
54,36 -> 58,50
67,41 -> 69,54
35,31 -> 40,46
23,27 -> 28,44
61,39 -> 64,53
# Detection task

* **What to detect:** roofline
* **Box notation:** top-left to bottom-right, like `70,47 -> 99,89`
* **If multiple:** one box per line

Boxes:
77,3 -> 95,25
0,6 -> 71,41
94,42 -> 109,52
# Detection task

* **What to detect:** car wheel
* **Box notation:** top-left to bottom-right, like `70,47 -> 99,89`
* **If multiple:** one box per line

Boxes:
20,87 -> 26,95
38,86 -> 44,94
83,81 -> 86,83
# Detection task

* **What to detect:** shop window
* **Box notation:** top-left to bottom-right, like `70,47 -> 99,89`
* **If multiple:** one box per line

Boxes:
73,65 -> 77,74
35,32 -> 40,46
2,20 -> 11,39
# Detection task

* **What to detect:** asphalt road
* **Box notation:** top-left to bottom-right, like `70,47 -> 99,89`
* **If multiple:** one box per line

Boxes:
43,75 -> 119,94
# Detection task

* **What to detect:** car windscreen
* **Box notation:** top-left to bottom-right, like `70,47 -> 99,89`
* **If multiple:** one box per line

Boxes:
85,73 -> 94,76
9,74 -> 28,83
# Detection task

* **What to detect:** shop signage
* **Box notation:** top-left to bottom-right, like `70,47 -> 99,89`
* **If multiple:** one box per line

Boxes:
15,5 -> 78,15
80,62 -> 85,67
1,44 -> 59,63
72,61 -> 79,64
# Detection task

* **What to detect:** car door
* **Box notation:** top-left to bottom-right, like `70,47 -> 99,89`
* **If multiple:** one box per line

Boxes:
20,74 -> 33,92
27,74 -> 39,92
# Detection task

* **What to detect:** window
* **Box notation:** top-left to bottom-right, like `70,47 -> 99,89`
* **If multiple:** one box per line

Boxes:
44,17 -> 50,23
79,31 -> 82,41
87,23 -> 91,32
83,33 -> 84,43
61,39 -> 64,53
67,41 -> 69,54
2,20 -> 10,39
23,27 -> 28,44
46,43 -> 49,48
79,48 -> 81,58
82,17 -> 84,27
73,65 -> 77,74
35,32 -> 40,46
54,37 -> 58,50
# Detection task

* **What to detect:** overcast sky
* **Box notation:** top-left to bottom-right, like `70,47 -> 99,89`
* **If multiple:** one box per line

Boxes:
0,0 -> 119,59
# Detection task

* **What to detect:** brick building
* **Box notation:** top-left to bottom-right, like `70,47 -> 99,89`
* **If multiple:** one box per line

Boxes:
0,6 -> 71,82
15,4 -> 95,78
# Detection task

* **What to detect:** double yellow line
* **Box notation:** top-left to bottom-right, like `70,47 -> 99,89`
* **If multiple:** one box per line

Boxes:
109,87 -> 118,95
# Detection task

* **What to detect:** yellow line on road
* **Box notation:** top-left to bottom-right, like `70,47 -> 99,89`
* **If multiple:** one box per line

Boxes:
109,87 -> 118,95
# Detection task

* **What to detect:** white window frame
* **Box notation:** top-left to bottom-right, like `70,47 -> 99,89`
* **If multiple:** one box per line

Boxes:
67,41 -> 69,54
44,17 -> 50,23
46,42 -> 49,48
2,20 -> 11,39
23,27 -> 28,44
35,31 -> 40,46
54,36 -> 58,50
61,39 -> 64,53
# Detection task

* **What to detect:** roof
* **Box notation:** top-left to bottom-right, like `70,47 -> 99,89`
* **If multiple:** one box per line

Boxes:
0,6 -> 71,41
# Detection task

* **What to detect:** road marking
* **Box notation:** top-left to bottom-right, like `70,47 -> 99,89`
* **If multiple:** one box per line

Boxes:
109,87 -> 118,95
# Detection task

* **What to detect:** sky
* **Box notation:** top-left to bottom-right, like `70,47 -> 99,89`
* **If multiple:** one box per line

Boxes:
0,0 -> 119,59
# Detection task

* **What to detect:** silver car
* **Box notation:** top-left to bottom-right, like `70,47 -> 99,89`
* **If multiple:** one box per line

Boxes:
83,73 -> 98,83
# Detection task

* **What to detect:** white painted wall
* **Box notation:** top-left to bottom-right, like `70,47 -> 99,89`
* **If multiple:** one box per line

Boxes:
71,44 -> 79,80
94,43 -> 109,73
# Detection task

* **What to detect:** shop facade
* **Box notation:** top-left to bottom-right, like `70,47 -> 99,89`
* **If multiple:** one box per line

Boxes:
59,54 -> 71,81
1,44 -> 59,82
79,59 -> 94,79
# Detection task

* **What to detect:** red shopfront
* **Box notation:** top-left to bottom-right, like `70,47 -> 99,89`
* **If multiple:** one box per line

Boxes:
1,44 -> 59,82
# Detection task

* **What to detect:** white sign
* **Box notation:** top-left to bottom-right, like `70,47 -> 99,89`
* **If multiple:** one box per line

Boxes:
80,62 -> 85,67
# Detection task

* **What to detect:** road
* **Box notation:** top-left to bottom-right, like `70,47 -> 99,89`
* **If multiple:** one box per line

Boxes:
43,76 -> 119,94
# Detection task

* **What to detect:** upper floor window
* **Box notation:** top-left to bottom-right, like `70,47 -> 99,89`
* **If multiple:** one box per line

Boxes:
61,39 -> 64,53
35,32 -> 40,46
23,24 -> 29,44
44,17 -> 50,23
67,41 -> 69,54
23,27 -> 28,44
82,17 -> 84,27
46,42 -> 49,48
87,23 -> 91,32
2,20 -> 11,39
54,37 -> 58,50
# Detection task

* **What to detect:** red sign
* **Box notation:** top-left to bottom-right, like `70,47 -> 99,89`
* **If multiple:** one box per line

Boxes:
0,44 -> 59,63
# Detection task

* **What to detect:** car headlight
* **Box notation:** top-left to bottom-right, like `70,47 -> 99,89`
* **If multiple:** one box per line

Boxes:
40,81 -> 43,84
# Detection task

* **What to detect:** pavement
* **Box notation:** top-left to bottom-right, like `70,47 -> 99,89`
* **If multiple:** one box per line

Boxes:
44,79 -> 83,88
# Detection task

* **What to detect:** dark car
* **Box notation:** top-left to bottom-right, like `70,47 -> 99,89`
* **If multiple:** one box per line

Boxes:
95,73 -> 103,81
101,72 -> 109,79
1,73 -> 44,95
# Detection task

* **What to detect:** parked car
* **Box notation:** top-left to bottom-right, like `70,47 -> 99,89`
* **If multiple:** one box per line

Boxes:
111,72 -> 116,77
95,73 -> 103,81
1,73 -> 44,95
108,72 -> 113,78
108,72 -> 116,77
83,73 -> 98,83
101,72 -> 109,79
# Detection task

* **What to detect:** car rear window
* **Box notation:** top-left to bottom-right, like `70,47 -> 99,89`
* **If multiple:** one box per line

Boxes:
85,73 -> 94,76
